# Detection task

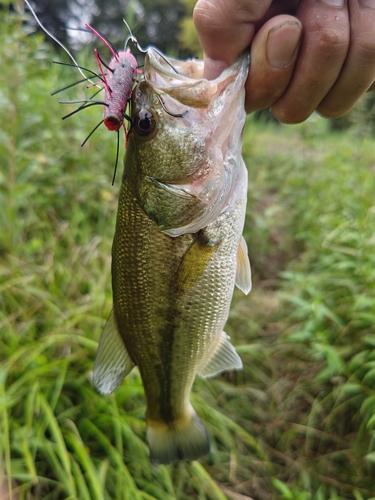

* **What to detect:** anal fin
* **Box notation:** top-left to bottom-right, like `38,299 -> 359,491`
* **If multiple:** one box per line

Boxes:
93,309 -> 135,394
198,331 -> 243,379
235,235 -> 252,295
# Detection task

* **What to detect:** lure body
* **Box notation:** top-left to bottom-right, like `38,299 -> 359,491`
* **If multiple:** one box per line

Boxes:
85,23 -> 140,138
103,49 -> 138,131
25,0 -> 140,153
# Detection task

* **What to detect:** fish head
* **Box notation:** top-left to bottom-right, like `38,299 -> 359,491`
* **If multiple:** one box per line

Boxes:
126,48 -> 250,235
129,76 -> 209,181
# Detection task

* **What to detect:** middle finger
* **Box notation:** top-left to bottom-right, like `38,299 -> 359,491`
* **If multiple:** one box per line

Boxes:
271,0 -> 350,123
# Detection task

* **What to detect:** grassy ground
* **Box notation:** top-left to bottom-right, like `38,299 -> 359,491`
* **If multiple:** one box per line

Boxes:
1,8 -> 375,500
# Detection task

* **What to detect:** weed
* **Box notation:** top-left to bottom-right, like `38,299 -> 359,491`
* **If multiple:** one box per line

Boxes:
1,7 -> 375,500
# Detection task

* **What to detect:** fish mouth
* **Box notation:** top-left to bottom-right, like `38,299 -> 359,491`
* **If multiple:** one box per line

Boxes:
145,49 -> 205,81
143,48 -> 250,110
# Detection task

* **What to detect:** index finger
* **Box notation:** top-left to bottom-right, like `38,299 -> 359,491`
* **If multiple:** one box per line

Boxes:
193,0 -> 273,78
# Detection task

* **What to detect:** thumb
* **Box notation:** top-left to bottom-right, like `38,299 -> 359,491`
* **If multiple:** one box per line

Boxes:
245,16 -> 302,113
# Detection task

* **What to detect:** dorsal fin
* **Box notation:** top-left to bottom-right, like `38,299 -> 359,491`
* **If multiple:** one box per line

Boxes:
93,309 -> 135,394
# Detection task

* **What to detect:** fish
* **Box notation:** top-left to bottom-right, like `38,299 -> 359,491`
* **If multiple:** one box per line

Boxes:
93,48 -> 251,465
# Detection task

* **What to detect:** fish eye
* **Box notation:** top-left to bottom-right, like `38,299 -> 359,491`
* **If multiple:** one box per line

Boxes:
133,107 -> 158,139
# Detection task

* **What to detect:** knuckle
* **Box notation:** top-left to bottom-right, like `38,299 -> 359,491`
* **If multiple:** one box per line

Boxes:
310,27 -> 349,55
193,0 -> 225,34
304,11 -> 349,54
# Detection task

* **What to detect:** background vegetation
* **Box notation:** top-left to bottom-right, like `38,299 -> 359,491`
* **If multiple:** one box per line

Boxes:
1,2 -> 375,499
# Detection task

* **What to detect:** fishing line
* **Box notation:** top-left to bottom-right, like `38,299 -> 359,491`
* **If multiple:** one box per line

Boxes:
24,0 -> 100,87
122,18 -> 179,75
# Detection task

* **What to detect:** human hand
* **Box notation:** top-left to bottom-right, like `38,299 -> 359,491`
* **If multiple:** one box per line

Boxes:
193,0 -> 375,123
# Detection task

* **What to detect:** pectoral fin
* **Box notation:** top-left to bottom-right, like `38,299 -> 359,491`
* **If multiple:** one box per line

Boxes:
93,309 -> 135,394
198,331 -> 243,379
235,235 -> 252,295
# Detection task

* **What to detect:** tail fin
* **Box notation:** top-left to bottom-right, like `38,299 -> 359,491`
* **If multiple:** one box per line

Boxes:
146,407 -> 210,465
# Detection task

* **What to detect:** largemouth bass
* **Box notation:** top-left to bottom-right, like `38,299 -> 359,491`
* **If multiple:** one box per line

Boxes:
93,49 -> 251,465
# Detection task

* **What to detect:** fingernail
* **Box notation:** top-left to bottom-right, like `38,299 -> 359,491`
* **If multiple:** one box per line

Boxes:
319,0 -> 345,6
267,21 -> 302,69
203,57 -> 229,80
359,0 -> 375,8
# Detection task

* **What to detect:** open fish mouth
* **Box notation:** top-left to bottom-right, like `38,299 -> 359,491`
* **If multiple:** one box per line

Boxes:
144,47 -> 249,113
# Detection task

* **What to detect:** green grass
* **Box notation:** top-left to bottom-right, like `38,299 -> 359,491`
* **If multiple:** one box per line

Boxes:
1,6 -> 375,500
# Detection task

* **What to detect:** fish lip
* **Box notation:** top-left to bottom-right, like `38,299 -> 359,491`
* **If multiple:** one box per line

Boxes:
145,47 -> 249,85
146,48 -> 204,81
143,49 -> 250,113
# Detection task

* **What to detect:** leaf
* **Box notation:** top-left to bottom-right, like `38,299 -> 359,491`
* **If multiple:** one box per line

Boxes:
271,478 -> 293,499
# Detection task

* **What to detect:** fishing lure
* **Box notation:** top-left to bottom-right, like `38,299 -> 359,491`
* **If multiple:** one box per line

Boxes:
25,0 -> 141,183
25,1 -> 183,184
85,24 -> 140,136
